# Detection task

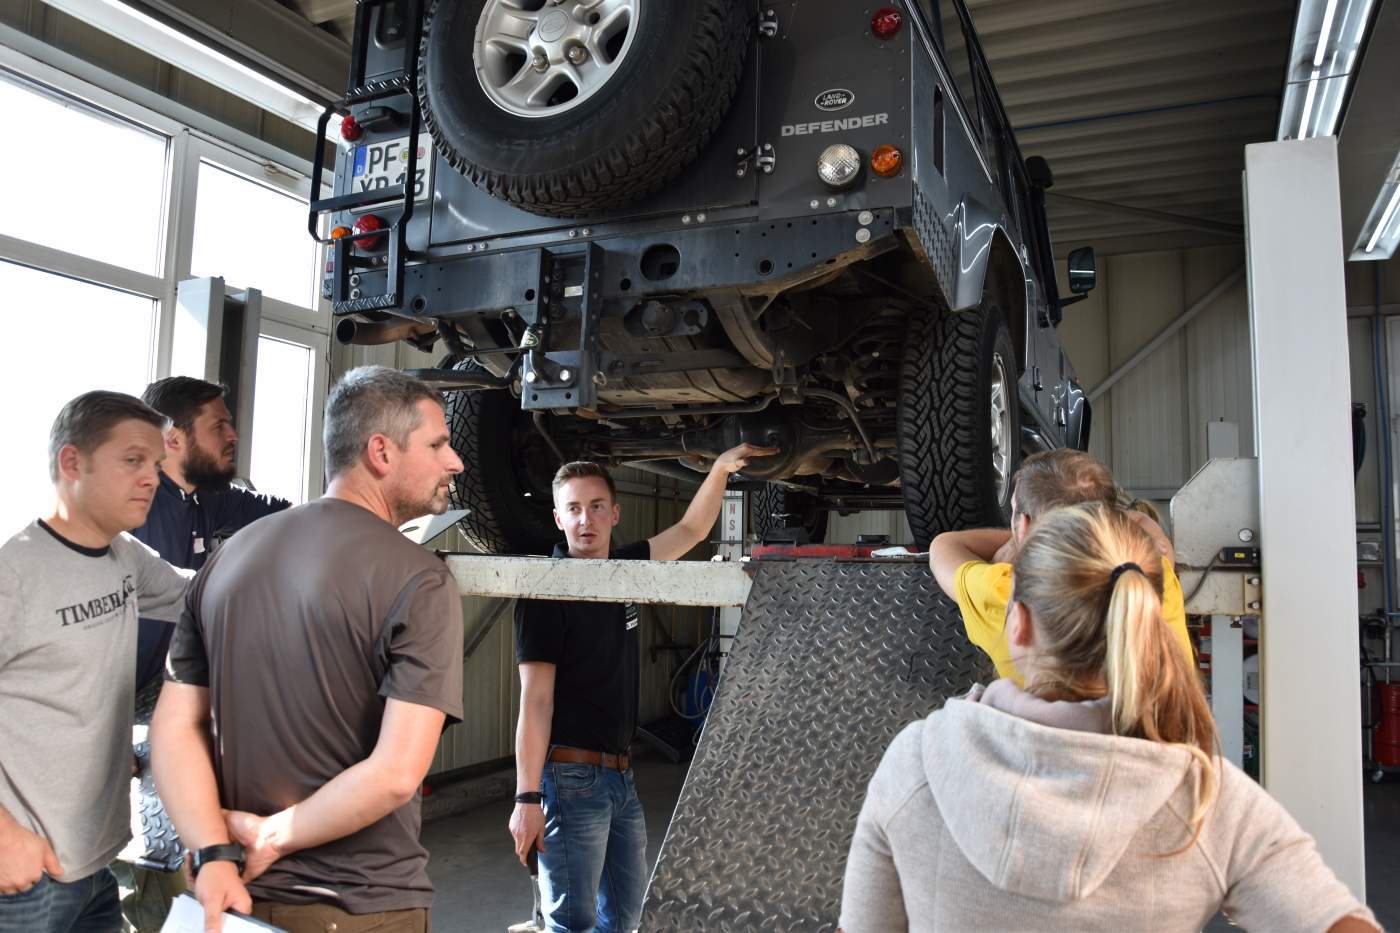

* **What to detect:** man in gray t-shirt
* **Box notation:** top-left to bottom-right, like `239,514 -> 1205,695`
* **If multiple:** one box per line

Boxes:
153,366 -> 466,933
0,391 -> 191,933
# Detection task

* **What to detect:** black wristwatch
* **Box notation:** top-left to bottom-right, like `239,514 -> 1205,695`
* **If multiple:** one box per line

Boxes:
515,791 -> 543,805
190,844 -> 246,877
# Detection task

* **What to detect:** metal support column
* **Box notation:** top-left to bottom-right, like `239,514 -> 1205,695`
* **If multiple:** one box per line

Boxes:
172,277 -> 262,479
717,491 -> 746,662
1210,421 -> 1245,769
1244,137 -> 1365,898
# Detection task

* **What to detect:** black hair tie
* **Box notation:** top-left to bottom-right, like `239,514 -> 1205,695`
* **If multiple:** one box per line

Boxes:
1108,562 -> 1144,589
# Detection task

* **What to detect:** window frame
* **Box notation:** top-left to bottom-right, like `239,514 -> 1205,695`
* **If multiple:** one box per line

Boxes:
254,319 -> 329,503
0,44 -> 332,499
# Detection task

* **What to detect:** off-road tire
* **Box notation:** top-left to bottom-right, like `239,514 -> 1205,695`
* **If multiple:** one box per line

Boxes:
897,305 -> 1021,546
445,361 -> 561,554
750,484 -> 828,544
419,0 -> 751,217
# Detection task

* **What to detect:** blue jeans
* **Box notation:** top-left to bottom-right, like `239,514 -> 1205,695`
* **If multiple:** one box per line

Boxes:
538,758 -> 648,933
0,869 -> 121,933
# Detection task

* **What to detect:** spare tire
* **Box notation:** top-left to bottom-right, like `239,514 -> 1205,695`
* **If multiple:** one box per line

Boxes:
419,0 -> 751,217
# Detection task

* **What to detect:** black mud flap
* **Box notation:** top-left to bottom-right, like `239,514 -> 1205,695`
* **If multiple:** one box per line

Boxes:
641,559 -> 991,931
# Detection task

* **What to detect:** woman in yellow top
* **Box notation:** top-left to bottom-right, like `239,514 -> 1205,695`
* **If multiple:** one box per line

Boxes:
928,449 -> 1192,684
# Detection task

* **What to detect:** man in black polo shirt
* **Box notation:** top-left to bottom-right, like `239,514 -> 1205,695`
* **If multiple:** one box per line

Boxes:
511,446 -> 775,933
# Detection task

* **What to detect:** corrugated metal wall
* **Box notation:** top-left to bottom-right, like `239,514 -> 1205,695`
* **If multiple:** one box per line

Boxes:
1057,247 -> 1400,512
826,509 -> 915,547
1056,244 -> 1255,496
1056,246 -> 1400,597
335,343 -> 710,776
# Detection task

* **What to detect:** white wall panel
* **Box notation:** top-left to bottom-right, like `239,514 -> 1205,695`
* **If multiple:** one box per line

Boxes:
1058,245 -> 1391,522
1181,247 -> 1252,461
1104,251 -> 1189,489
1058,245 -> 1255,495
825,509 -> 916,547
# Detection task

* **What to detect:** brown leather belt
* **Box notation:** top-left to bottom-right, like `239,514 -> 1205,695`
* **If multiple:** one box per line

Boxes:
549,746 -> 631,771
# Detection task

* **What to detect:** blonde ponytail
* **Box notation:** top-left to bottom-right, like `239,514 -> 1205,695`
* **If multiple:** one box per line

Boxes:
1014,504 -> 1219,848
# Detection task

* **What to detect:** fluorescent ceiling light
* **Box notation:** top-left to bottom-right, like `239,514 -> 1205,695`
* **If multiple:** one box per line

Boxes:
37,0 -> 339,138
1314,0 -> 1340,66
1277,0 -> 1377,140
1351,158 -> 1400,261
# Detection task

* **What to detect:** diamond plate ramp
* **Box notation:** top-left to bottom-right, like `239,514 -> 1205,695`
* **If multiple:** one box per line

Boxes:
642,559 -> 991,932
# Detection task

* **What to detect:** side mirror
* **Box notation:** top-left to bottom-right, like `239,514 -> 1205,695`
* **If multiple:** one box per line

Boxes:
1067,246 -> 1096,295
1025,156 -> 1054,190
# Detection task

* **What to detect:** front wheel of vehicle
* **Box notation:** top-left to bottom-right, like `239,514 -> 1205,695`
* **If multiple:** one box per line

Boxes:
897,305 -> 1021,548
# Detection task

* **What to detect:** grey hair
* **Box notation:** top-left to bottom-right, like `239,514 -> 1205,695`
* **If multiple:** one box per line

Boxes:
323,366 -> 443,479
49,390 -> 168,481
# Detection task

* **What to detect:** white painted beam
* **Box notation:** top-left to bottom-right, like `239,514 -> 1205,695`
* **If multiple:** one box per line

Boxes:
444,555 -> 754,608
1245,136 -> 1365,899
289,0 -> 356,26
1088,268 -> 1244,403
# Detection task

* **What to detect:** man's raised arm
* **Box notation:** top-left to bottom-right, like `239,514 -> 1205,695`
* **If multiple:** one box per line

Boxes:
648,443 -> 779,561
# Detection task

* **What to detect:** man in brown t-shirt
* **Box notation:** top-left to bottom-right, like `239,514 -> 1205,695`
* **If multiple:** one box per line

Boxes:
151,366 -> 466,933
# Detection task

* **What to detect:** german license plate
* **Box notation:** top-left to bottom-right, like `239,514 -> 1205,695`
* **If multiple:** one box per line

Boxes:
350,134 -> 432,210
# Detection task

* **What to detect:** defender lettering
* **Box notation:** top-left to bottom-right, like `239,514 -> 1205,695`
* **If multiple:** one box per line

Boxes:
781,112 -> 889,136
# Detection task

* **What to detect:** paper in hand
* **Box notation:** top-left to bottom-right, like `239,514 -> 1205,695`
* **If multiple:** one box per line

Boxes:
161,893 -> 285,932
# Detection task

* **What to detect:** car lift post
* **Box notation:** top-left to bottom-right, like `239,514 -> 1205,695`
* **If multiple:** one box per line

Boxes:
716,490 -> 746,665
1244,137 -> 1365,900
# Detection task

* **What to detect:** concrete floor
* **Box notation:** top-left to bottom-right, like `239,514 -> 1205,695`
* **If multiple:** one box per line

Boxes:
424,752 -> 689,933
424,758 -> 1400,933
1364,779 -> 1400,929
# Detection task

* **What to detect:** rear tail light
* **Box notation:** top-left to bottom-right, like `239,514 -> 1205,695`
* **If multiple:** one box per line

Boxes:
871,145 -> 904,178
818,144 -> 862,188
871,7 -> 902,40
340,114 -> 363,142
330,225 -> 352,240
352,214 -> 385,250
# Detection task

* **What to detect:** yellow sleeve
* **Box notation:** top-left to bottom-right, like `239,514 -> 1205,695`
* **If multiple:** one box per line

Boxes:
952,560 -> 1022,684
1160,557 -> 1195,667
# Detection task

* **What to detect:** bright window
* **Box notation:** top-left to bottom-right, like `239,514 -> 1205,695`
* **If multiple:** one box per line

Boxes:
0,260 -> 156,537
0,73 -> 168,274
248,335 -> 314,504
191,161 -> 318,308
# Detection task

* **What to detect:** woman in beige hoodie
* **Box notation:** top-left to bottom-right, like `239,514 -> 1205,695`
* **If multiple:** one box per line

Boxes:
840,503 -> 1379,933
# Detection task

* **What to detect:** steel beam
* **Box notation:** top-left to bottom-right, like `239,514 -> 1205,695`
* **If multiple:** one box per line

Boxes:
444,555 -> 754,608
129,0 -> 347,102
1047,192 -> 1245,238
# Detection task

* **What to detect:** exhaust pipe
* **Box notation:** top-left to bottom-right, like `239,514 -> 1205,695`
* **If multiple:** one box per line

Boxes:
335,317 -> 436,346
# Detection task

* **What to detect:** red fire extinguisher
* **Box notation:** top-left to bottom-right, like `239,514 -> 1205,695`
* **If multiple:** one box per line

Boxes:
1376,683 -> 1400,768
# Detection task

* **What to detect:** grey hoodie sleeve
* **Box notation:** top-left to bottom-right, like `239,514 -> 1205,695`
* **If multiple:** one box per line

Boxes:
1213,764 -> 1376,932
839,722 -> 922,933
